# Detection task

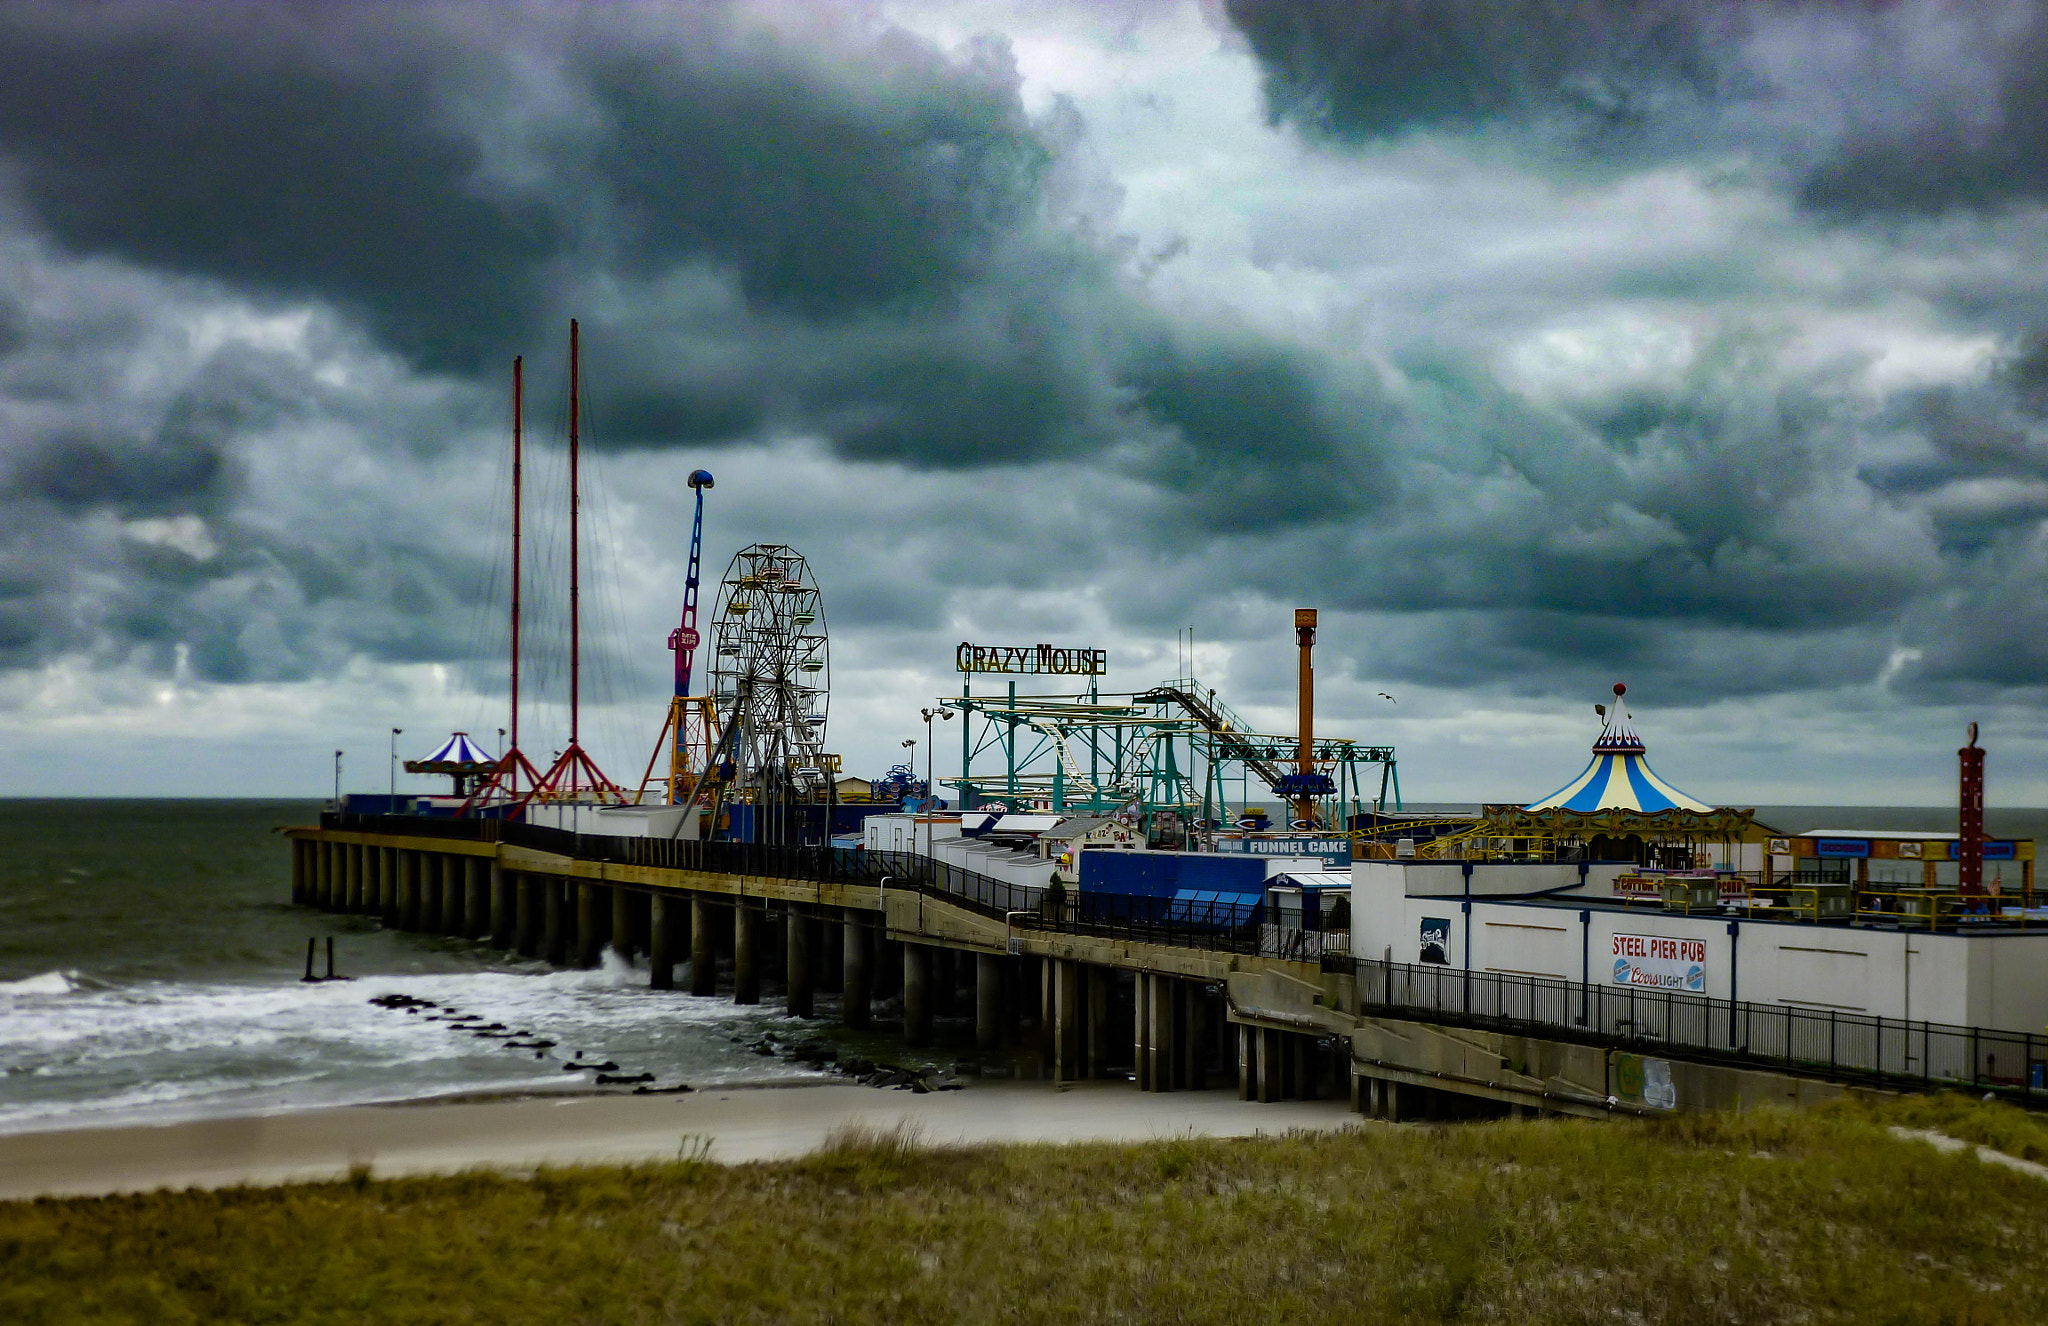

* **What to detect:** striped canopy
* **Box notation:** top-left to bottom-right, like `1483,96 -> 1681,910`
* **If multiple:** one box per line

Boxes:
413,732 -> 496,770
1523,712 -> 1711,814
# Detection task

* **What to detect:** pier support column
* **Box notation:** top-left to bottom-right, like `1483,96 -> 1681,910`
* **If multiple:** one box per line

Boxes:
1255,1028 -> 1281,1104
822,915 -> 843,991
347,845 -> 366,912
649,894 -> 675,990
421,854 -> 445,933
464,858 -> 488,939
689,896 -> 716,996
903,944 -> 933,1047
1146,979 -> 1179,1098
785,907 -> 814,1017
380,848 -> 399,925
1134,973 -> 1152,1091
1051,959 -> 1082,1082
397,850 -> 420,931
365,846 -> 383,917
611,887 -> 635,962
841,914 -> 871,1029
543,879 -> 568,966
733,902 -> 760,1005
1182,984 -> 1205,1091
1087,966 -> 1110,1080
976,954 -> 1003,1050
1237,1026 -> 1253,1100
314,841 -> 334,911
576,883 -> 606,969
442,858 -> 466,937
490,862 -> 515,949
512,873 -> 538,956
291,840 -> 308,906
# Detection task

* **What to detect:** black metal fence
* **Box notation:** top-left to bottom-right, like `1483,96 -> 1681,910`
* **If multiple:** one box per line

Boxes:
1354,957 -> 2048,1093
316,812 -> 2047,1092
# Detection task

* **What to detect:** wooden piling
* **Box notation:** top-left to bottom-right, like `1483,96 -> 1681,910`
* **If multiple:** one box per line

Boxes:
649,894 -> 675,990
490,861 -> 516,949
841,913 -> 870,1029
733,902 -> 759,1005
690,895 -> 716,995
785,905 -> 813,1017
976,953 -> 1002,1049
903,943 -> 933,1047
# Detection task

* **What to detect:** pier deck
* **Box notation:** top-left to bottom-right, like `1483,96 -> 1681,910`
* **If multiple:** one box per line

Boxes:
286,816 -> 2043,1118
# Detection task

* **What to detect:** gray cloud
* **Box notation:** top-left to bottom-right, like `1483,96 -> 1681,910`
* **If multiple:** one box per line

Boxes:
4,0 -> 2048,801
1224,0 -> 2048,217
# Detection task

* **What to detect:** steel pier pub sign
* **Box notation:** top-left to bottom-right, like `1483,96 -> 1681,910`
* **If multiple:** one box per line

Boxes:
956,642 -> 1107,676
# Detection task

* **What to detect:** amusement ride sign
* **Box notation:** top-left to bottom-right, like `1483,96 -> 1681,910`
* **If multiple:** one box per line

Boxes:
955,642 -> 1107,675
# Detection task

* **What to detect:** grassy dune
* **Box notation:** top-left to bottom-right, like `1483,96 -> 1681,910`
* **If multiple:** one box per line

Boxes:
3,1096 -> 2044,1325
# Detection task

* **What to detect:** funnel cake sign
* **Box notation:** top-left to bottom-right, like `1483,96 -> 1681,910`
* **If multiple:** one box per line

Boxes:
956,643 -> 1107,676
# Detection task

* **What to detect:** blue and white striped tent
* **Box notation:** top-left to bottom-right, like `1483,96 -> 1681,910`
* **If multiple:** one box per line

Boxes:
413,732 -> 497,770
1523,704 -> 1711,815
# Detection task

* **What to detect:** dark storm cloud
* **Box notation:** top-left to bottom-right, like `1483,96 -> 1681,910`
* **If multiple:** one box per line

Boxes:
0,2 -> 1076,421
1222,0 -> 1726,144
1224,0 -> 2048,217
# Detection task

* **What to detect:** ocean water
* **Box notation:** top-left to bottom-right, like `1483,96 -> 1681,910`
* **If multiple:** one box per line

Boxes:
0,800 -> 830,1135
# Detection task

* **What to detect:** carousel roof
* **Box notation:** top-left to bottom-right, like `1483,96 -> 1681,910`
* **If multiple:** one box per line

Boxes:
408,731 -> 498,772
1522,685 -> 1712,815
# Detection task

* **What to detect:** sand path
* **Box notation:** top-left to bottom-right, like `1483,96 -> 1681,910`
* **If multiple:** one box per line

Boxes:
0,1081 -> 1361,1201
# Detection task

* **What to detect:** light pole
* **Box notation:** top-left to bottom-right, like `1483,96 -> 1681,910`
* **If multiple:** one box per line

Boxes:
901,738 -> 918,868
333,749 -> 343,808
919,707 -> 955,865
389,728 -> 402,808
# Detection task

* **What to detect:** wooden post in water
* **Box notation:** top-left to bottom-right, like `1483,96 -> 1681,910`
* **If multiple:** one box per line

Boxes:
842,914 -> 871,1029
397,850 -> 419,931
576,883 -> 603,969
649,894 -> 675,990
490,861 -> 515,948
611,887 -> 634,962
514,875 -> 540,957
785,906 -> 813,1016
466,858 -> 489,940
423,854 -> 446,933
690,895 -> 716,995
543,879 -> 567,965
733,902 -> 760,1004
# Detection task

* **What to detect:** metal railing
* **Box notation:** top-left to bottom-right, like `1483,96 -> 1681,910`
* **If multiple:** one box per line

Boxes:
312,813 -> 2046,1093
1354,957 -> 2048,1094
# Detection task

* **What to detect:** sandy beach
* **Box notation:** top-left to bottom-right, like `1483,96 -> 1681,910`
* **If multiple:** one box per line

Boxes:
0,1080 -> 1361,1201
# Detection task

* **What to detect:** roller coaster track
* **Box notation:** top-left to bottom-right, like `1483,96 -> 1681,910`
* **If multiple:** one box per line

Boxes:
1134,684 -> 1289,790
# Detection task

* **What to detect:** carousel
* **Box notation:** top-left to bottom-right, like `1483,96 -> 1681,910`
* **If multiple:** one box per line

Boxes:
1436,684 -> 1774,866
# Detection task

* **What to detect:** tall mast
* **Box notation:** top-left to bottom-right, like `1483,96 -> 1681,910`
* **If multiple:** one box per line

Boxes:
510,355 -> 523,790
568,318 -> 582,793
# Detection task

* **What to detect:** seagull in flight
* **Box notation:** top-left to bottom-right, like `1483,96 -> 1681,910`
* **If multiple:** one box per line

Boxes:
1377,693 -> 1395,703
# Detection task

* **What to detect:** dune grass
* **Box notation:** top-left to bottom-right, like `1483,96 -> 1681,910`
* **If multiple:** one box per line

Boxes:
2,1095 -> 2044,1325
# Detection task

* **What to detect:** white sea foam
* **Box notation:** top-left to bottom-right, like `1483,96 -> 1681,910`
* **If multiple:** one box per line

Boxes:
0,970 -> 77,997
0,962 -> 830,1134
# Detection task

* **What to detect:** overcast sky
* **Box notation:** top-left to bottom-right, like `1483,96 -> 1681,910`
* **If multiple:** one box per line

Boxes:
3,0 -> 2046,807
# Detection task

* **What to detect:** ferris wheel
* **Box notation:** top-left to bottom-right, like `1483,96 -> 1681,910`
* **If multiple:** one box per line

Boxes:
708,544 -> 830,800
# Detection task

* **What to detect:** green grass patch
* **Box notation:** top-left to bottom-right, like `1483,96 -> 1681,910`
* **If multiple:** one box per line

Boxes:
3,1098 -> 2045,1324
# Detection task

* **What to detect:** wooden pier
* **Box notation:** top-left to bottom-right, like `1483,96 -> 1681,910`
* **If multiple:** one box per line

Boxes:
286,817 -> 1912,1119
